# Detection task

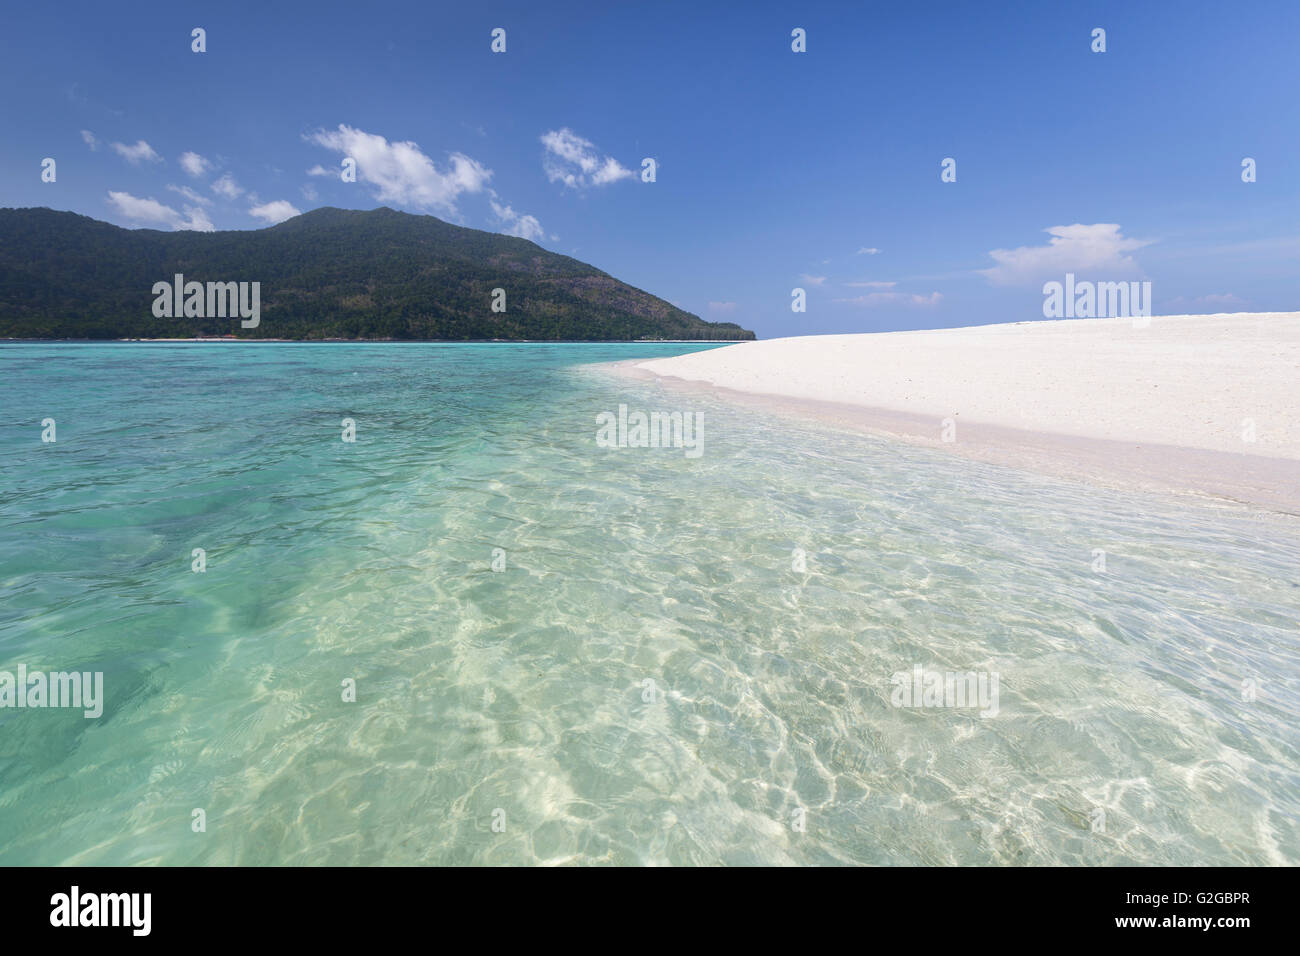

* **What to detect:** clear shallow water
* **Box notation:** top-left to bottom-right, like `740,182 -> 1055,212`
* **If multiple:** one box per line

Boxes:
0,342 -> 1297,866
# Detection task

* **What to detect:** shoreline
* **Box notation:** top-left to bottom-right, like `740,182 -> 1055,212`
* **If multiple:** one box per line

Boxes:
0,338 -> 753,344
609,314 -> 1300,515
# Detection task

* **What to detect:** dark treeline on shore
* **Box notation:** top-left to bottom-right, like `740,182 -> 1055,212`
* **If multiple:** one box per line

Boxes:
0,206 -> 755,341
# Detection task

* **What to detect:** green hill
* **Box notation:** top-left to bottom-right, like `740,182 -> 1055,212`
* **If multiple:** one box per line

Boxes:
0,206 -> 754,341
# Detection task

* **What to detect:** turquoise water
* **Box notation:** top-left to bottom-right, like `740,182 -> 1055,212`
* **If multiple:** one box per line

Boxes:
0,342 -> 1297,866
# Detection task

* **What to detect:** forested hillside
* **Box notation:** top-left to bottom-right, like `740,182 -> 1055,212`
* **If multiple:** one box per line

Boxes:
0,206 -> 755,341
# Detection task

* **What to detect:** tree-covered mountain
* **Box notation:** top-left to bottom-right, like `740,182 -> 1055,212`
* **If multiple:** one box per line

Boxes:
0,207 -> 755,341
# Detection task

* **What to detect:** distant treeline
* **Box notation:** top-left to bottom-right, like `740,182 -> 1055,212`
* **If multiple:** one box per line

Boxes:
0,206 -> 756,341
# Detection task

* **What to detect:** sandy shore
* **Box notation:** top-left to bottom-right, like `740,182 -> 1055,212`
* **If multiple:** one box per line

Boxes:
623,313 -> 1300,513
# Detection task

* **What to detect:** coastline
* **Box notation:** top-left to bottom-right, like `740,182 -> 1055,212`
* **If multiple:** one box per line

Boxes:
0,338 -> 754,344
611,313 -> 1300,515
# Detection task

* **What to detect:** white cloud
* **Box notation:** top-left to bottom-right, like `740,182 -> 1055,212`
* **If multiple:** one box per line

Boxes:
856,247 -> 881,255
800,274 -> 827,286
540,128 -> 634,189
489,199 -> 545,242
844,280 -> 896,289
182,207 -> 215,232
211,173 -> 244,199
301,183 -> 319,202
833,291 -> 942,307
708,301 -> 739,314
179,151 -> 212,177
306,164 -> 333,177
110,140 -> 163,165
166,184 -> 212,206
248,199 -> 302,225
80,130 -> 99,151
106,191 -> 214,231
306,124 -> 491,215
981,223 -> 1151,286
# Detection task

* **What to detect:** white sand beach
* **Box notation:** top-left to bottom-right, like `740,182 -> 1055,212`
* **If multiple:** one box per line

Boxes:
627,313 -> 1300,512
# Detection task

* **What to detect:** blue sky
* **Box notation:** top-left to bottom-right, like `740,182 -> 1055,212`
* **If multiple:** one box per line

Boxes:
2,0 -> 1298,338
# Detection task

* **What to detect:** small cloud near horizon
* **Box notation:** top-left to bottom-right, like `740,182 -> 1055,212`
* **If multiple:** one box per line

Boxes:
110,140 -> 163,165
106,190 -> 213,231
166,184 -> 211,206
305,124 -> 542,239
541,128 -> 634,189
981,223 -> 1151,286
490,198 -> 544,242
211,173 -> 244,200
249,199 -> 301,225
179,151 -> 212,177
833,291 -> 942,307
306,124 -> 491,217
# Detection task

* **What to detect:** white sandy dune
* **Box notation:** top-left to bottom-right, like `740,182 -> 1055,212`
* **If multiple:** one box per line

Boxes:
629,313 -> 1300,511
